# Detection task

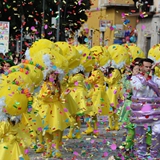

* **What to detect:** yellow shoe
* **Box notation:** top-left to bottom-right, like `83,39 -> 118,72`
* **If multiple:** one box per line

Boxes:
75,132 -> 82,139
82,127 -> 93,135
106,126 -> 114,131
44,151 -> 52,158
93,130 -> 99,136
36,144 -> 45,153
30,144 -> 35,149
62,134 -> 73,139
114,125 -> 120,131
54,150 -> 62,158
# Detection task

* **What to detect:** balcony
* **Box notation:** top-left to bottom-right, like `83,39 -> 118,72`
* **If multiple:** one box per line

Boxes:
128,4 -> 156,18
101,0 -> 134,7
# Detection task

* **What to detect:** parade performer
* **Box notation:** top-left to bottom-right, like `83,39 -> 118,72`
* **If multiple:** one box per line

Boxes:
18,62 -> 44,152
37,70 -> 74,158
83,46 -> 111,135
119,58 -> 141,154
106,44 -> 130,131
0,64 -> 44,150
120,58 -> 142,124
63,45 -> 95,139
104,67 -> 122,130
130,58 -> 160,159
64,66 -> 93,139
85,66 -> 111,135
0,84 -> 31,160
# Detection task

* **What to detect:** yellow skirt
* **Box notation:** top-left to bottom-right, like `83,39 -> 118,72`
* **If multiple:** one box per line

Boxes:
106,86 -> 122,108
20,108 -> 43,139
88,87 -> 111,116
69,87 -> 93,115
39,100 -> 75,134
0,141 -> 30,160
61,91 -> 78,116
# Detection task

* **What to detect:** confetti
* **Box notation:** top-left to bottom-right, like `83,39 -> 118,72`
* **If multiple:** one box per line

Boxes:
110,144 -> 117,150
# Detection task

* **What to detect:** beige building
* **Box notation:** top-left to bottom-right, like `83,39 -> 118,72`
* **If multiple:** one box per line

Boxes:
82,0 -> 137,47
132,0 -> 160,55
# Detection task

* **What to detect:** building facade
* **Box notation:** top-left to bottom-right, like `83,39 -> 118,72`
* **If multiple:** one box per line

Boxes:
83,0 -> 137,47
134,0 -> 160,55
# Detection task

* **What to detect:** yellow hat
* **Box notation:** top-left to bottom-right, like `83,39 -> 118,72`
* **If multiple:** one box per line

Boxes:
122,43 -> 137,48
148,44 -> 160,65
30,48 -> 69,79
29,39 -> 55,57
1,70 -> 34,92
75,44 -> 95,72
155,66 -> 160,77
0,85 -> 30,116
90,46 -> 111,69
108,44 -> 130,69
128,45 -> 145,63
19,62 -> 44,88
55,41 -> 81,70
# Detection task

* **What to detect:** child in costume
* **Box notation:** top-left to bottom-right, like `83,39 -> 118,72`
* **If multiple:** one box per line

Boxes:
62,44 -> 95,139
0,85 -> 31,160
83,45 -> 111,135
37,70 -> 74,158
106,44 -> 130,131
19,62 -> 44,152
63,67 -> 92,139
0,114 -> 30,160
104,67 -> 123,131
120,60 -> 140,154
85,67 -> 111,135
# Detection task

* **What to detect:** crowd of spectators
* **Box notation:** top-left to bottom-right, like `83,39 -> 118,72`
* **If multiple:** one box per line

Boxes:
0,51 -> 23,73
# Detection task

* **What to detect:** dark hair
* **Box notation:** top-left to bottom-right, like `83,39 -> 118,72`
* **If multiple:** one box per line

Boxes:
76,70 -> 84,75
139,58 -> 154,66
130,64 -> 139,71
133,57 -> 143,64
44,70 -> 61,94
104,67 -> 114,77
129,57 -> 142,71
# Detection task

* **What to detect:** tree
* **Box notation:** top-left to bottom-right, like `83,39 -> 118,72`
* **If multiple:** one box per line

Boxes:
0,0 -> 92,41
59,0 -> 92,41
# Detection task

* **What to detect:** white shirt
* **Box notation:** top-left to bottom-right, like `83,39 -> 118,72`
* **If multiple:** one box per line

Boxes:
130,75 -> 160,98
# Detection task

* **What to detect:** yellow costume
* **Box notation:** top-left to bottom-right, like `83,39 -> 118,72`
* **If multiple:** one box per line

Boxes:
105,69 -> 122,130
62,73 -> 93,139
86,69 -> 110,116
36,81 -> 74,158
0,121 -> 30,160
61,77 -> 78,116
83,69 -> 111,135
38,81 -> 73,133
0,85 -> 31,160
68,73 -> 92,115
20,107 -> 44,150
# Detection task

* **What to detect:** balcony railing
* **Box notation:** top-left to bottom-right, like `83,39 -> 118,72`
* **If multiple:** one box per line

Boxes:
101,0 -> 134,7
128,4 -> 156,18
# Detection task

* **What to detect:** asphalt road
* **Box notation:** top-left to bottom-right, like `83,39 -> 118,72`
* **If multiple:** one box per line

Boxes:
28,118 -> 125,160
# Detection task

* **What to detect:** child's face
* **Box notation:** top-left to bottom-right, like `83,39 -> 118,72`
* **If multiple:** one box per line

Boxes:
49,72 -> 57,82
3,62 -> 10,72
132,65 -> 140,75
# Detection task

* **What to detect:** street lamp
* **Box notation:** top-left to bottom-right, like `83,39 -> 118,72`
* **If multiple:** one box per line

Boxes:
56,0 -> 61,41
41,0 -> 45,38
20,14 -> 25,55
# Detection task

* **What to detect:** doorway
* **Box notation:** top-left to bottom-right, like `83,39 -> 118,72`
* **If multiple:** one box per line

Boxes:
146,36 -> 151,57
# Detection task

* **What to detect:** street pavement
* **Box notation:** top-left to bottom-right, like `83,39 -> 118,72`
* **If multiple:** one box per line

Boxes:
28,117 -> 126,160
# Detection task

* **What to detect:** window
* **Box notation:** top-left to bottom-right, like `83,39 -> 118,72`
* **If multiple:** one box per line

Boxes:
146,37 -> 151,56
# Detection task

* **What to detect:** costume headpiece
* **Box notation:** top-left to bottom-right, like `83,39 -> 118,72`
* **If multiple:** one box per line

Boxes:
108,44 -> 130,69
